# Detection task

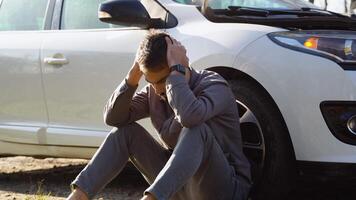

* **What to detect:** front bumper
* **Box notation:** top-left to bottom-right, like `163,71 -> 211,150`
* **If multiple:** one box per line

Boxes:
320,101 -> 356,146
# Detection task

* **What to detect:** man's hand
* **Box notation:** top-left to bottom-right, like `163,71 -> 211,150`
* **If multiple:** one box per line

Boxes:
165,36 -> 188,67
126,61 -> 143,87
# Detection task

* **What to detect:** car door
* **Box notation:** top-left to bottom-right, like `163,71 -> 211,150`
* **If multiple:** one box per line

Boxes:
41,0 -> 148,147
0,0 -> 54,144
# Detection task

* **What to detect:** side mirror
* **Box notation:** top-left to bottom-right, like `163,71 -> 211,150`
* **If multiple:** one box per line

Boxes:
98,0 -> 164,28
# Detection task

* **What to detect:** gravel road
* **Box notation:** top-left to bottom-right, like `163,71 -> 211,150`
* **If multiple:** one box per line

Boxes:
0,156 -> 355,200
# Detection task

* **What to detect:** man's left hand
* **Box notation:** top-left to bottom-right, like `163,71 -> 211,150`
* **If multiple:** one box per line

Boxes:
165,36 -> 187,67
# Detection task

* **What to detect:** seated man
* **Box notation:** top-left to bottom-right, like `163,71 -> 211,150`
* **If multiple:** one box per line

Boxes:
67,31 -> 252,200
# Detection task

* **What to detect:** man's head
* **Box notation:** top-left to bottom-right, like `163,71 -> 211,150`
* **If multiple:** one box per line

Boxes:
136,31 -> 189,97
136,31 -> 170,73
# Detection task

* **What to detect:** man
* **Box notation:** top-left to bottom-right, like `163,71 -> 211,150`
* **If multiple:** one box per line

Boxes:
67,31 -> 252,200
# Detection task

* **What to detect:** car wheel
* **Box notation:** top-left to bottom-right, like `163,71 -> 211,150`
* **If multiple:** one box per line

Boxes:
228,79 -> 297,199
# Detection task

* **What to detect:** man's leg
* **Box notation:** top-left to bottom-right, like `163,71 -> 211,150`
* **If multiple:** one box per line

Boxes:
70,122 -> 170,199
145,123 -> 250,200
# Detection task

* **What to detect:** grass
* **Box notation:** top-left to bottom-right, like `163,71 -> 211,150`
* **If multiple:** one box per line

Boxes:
24,180 -> 52,200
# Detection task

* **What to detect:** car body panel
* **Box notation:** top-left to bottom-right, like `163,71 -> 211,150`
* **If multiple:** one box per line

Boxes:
0,139 -> 96,158
41,28 -> 147,146
0,31 -> 47,144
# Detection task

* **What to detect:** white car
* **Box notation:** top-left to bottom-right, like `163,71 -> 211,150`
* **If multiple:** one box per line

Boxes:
0,0 -> 355,198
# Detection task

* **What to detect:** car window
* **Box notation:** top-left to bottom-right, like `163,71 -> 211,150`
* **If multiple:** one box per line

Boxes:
0,0 -> 49,31
61,0 -> 123,30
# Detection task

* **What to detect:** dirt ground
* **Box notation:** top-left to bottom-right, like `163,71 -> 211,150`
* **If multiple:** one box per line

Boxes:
0,156 -> 146,200
1,156 -> 356,200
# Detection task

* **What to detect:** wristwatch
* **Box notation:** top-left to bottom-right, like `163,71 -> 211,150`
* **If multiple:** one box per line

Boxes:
170,64 -> 186,75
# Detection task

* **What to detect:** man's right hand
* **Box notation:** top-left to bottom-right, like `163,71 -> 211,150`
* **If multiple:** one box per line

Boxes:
126,61 -> 143,87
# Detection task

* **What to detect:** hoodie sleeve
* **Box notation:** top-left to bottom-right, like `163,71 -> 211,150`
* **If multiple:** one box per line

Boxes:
158,115 -> 182,149
165,73 -> 231,128
103,79 -> 149,127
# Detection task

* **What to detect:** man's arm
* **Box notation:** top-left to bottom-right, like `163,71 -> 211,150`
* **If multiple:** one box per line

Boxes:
166,74 -> 231,128
103,62 -> 149,127
163,37 -> 231,127
158,115 -> 182,149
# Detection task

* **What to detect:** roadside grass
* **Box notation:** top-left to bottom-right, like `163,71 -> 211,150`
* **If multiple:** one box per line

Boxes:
24,180 -> 52,200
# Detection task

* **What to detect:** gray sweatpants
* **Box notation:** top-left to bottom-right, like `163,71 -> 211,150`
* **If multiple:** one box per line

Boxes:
71,122 -> 250,200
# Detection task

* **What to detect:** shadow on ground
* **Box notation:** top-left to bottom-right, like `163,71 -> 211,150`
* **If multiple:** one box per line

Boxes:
0,158 -> 356,200
288,177 -> 356,200
0,162 -> 147,199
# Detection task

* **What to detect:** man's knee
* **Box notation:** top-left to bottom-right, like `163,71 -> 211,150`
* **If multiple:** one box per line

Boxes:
179,123 -> 213,142
107,122 -> 147,143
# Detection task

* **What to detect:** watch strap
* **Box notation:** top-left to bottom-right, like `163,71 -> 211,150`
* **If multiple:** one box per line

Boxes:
170,64 -> 186,75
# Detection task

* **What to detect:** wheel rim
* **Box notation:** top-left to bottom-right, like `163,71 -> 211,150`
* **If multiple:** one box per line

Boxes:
236,100 -> 266,184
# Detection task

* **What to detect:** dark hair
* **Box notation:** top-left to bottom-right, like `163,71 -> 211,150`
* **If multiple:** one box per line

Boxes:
136,31 -> 170,72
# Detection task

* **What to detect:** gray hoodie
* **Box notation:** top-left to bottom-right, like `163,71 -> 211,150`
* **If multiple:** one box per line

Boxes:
103,67 -> 252,186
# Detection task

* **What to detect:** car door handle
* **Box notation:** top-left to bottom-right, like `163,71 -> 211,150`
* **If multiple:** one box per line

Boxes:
44,57 -> 69,65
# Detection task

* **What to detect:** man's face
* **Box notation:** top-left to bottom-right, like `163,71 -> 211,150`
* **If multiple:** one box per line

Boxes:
137,36 -> 190,99
140,65 -> 171,98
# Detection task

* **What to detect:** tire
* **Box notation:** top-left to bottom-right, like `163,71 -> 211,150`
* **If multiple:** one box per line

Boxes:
228,79 -> 297,200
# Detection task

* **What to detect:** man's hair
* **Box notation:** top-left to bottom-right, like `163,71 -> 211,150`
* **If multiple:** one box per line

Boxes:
136,31 -> 170,72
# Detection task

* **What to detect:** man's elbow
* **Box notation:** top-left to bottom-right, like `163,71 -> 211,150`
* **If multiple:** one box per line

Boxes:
178,108 -> 206,128
179,116 -> 203,128
104,114 -> 116,126
103,107 -> 113,125
103,111 -> 119,126
104,112 -> 129,127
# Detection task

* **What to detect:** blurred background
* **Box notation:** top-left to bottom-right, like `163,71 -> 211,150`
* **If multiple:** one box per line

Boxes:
305,0 -> 356,14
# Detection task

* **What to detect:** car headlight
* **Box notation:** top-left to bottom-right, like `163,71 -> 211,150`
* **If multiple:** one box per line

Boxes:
268,31 -> 356,69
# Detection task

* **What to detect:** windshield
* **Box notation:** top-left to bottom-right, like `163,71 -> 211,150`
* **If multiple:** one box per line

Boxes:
174,0 -> 318,10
